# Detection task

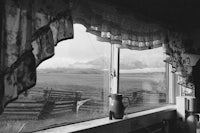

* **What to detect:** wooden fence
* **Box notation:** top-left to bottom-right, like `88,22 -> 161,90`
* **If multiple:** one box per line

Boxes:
0,88 -> 92,120
40,89 -> 90,119
121,90 -> 166,106
1,99 -> 44,120
0,88 -> 166,121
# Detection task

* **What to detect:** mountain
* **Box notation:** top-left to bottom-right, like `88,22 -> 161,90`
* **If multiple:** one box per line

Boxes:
38,55 -> 166,73
86,56 -> 109,69
37,68 -> 103,74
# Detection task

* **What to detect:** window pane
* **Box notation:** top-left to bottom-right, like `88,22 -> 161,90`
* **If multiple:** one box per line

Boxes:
119,47 -> 168,113
0,24 -> 110,133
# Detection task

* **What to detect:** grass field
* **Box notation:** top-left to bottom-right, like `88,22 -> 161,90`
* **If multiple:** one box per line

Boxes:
36,70 -> 165,91
0,70 -> 168,133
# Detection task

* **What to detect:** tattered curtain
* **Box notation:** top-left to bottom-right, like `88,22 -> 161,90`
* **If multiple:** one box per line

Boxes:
0,0 -> 73,113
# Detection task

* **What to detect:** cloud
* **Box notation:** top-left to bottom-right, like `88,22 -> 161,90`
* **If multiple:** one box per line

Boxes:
38,57 -> 76,68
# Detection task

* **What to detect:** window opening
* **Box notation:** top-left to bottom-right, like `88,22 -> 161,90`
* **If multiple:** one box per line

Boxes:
0,25 -> 176,133
119,47 -> 169,113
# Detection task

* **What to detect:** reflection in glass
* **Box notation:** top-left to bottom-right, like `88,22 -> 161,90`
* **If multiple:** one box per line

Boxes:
119,47 -> 168,113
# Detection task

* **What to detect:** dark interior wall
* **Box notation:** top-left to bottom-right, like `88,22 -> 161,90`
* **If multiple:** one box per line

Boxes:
191,29 -> 200,112
190,29 -> 200,47
187,29 -> 200,112
96,0 -> 200,32
193,60 -> 200,112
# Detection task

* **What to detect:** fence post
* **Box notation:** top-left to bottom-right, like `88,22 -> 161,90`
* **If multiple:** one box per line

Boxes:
73,91 -> 81,113
43,90 -> 48,99
101,90 -> 104,101
38,100 -> 55,120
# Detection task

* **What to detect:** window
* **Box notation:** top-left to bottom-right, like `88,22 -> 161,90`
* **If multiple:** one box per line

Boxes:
0,24 -> 110,133
119,47 -> 169,113
0,25 -> 174,133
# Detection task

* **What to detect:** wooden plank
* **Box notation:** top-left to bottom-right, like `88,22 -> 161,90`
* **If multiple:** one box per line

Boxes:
54,104 -> 74,108
54,106 -> 74,110
49,92 -> 77,96
9,100 -> 43,103
29,91 -> 44,95
0,115 -> 38,120
54,101 -> 75,105
3,111 -> 39,115
47,90 -> 81,95
7,103 -> 43,108
51,110 -> 72,115
4,108 -> 42,112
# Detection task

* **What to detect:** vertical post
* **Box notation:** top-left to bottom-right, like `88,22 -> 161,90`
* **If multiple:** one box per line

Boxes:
168,64 -> 176,104
109,44 -> 113,94
74,91 -> 81,113
110,44 -> 120,94
101,90 -> 104,100
109,44 -> 120,117
117,47 -> 120,93
73,92 -> 78,113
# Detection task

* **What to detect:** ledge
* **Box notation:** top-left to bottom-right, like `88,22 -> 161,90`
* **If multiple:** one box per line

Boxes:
35,105 -> 176,133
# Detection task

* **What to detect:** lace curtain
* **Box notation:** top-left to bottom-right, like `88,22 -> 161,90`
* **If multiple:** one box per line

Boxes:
72,0 -> 167,50
0,0 -> 73,113
164,32 -> 200,95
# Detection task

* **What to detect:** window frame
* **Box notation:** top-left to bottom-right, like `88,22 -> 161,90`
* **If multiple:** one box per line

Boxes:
167,63 -> 179,104
109,44 -> 120,94
35,45 -> 178,133
110,45 -> 176,105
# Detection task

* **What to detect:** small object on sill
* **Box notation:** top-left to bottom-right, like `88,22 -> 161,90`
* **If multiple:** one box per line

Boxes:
108,94 -> 130,119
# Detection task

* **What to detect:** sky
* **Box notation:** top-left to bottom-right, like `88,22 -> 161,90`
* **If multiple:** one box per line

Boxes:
38,24 -> 110,68
38,24 -> 165,69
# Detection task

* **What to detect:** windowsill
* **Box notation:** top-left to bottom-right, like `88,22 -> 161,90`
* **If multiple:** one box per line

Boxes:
35,105 -> 176,133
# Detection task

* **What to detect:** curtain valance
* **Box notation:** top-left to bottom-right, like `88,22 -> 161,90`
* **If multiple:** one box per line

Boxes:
0,0 -> 73,113
72,0 -> 167,50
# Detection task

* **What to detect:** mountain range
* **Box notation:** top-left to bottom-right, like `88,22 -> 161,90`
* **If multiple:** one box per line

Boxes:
38,56 -> 165,74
